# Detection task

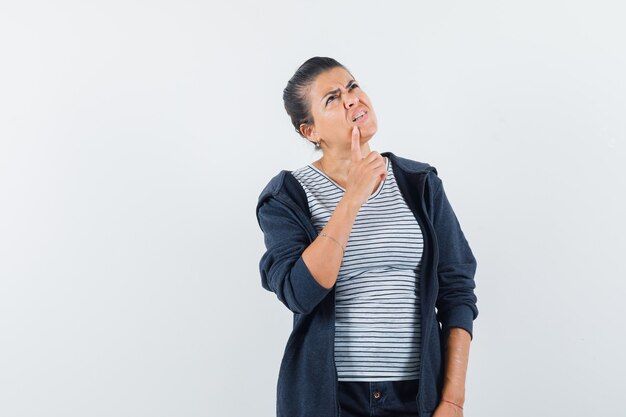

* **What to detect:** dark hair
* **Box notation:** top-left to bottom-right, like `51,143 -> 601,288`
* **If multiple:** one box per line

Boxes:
283,57 -> 352,145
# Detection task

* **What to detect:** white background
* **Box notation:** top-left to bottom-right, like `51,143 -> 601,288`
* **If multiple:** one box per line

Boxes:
1,1 -> 625,416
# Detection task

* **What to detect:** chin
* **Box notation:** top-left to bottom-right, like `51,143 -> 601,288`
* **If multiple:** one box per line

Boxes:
362,125 -> 378,139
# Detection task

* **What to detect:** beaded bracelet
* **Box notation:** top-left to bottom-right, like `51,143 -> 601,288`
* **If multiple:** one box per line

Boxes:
319,231 -> 345,255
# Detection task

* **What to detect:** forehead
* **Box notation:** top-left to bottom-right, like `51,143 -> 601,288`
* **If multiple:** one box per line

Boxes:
309,67 -> 354,97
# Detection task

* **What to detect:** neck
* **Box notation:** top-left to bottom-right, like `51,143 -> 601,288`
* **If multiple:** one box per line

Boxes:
320,142 -> 371,168
319,142 -> 373,181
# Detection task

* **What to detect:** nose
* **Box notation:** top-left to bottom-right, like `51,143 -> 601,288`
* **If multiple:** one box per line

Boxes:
343,90 -> 359,109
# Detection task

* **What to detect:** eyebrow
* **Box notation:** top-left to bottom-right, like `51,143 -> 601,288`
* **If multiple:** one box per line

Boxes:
321,79 -> 356,104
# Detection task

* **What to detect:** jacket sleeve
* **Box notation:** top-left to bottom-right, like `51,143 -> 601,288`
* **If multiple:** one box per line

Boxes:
256,196 -> 333,315
430,174 -> 479,340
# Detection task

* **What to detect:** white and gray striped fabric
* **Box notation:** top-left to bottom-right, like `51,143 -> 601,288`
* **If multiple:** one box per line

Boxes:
291,157 -> 423,382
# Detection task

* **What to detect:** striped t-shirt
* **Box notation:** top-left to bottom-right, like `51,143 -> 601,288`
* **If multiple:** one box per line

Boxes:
291,156 -> 423,382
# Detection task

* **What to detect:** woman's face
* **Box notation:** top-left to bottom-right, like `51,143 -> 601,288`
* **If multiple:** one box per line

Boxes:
301,66 -> 378,150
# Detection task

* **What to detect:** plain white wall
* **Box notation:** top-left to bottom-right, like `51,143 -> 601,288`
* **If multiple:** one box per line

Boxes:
1,1 -> 625,416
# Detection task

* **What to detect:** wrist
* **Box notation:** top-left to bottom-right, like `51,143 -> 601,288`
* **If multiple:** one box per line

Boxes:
441,398 -> 464,411
339,192 -> 362,213
442,385 -> 465,406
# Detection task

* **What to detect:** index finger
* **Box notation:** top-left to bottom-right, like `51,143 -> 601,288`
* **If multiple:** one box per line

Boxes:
351,126 -> 361,163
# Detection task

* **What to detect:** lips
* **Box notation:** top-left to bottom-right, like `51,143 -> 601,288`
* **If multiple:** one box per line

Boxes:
351,108 -> 368,123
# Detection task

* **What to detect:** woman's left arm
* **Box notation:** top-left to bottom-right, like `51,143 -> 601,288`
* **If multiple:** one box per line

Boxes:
433,328 -> 471,416
430,173 -> 478,341
429,172 -> 478,417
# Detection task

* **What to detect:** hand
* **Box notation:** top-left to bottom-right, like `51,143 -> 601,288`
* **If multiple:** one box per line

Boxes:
343,126 -> 387,208
432,400 -> 464,417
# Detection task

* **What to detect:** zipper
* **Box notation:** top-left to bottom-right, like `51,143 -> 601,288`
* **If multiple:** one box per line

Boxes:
334,288 -> 341,417
411,171 -> 440,413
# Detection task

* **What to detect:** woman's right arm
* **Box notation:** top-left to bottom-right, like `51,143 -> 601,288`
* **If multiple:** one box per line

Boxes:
302,126 -> 387,289
301,196 -> 361,289
256,192 -> 364,314
257,127 -> 385,313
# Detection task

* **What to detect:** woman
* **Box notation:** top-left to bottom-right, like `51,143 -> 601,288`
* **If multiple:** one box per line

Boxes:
255,57 -> 478,417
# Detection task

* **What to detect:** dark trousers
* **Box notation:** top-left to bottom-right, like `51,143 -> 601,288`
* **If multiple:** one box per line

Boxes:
337,379 -> 420,417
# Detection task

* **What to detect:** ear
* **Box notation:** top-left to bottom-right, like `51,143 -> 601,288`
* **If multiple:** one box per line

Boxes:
299,123 -> 318,141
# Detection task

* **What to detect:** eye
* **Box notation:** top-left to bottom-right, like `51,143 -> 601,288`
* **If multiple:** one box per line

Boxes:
326,84 -> 359,106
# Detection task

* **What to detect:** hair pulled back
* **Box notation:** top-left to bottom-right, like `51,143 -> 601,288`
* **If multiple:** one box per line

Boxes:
283,57 -> 351,146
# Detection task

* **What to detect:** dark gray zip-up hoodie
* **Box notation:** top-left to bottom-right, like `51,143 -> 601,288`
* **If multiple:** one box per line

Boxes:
255,151 -> 478,417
